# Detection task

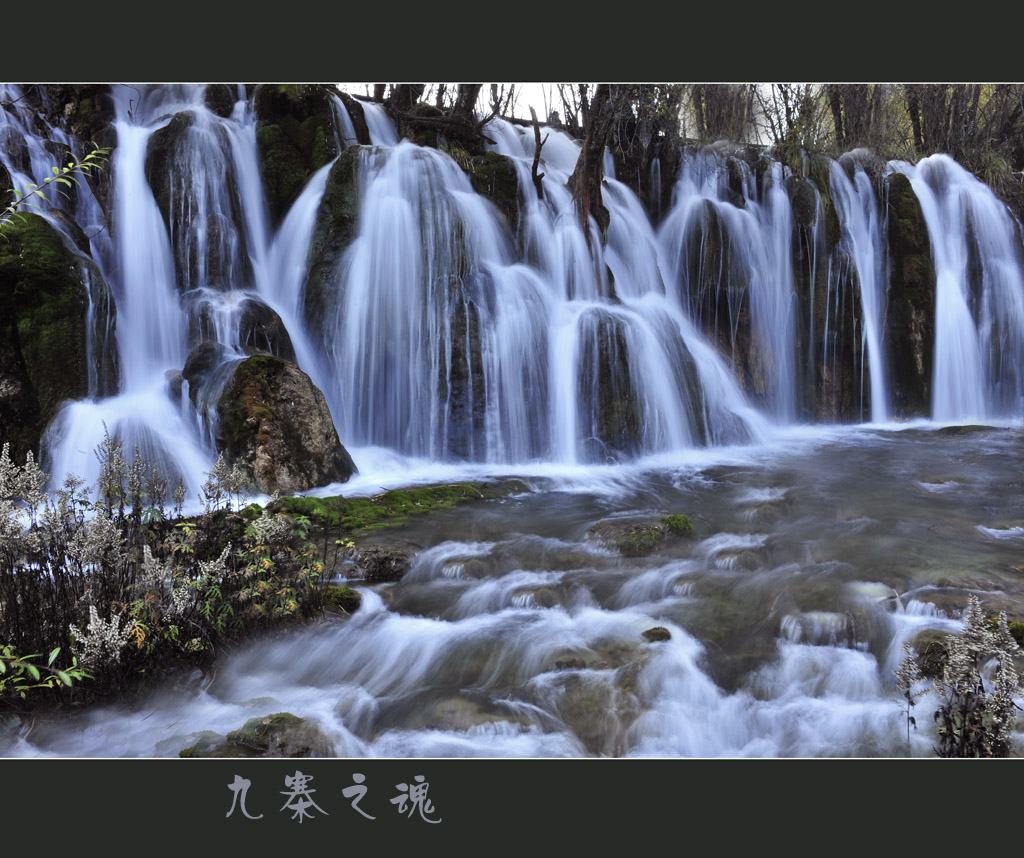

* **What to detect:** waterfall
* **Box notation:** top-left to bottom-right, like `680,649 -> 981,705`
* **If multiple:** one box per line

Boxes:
889,154 -> 1024,421
658,146 -> 798,422
4,84 -> 1024,504
829,160 -> 890,421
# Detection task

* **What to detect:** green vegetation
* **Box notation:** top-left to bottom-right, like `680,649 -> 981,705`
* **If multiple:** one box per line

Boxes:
270,482 -> 498,535
661,514 -> 694,537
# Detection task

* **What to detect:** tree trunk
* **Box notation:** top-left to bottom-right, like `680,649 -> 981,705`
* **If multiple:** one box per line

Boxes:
827,85 -> 844,147
906,85 -> 923,153
569,84 -> 621,239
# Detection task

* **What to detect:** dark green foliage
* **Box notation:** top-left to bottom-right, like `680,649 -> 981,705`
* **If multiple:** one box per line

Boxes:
0,214 -> 89,441
661,514 -> 694,537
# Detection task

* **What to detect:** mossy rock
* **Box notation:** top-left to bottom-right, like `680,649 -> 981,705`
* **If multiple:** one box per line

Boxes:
356,545 -> 412,582
462,150 -> 520,228
270,481 -> 516,536
911,629 -> 950,679
320,584 -> 361,614
302,144 -> 364,332
642,626 -> 671,643
936,424 -> 995,436
253,84 -> 339,226
588,513 -> 694,557
784,174 -> 819,229
215,353 -> 356,493
661,514 -> 694,537
181,712 -> 333,758
886,171 -> 935,418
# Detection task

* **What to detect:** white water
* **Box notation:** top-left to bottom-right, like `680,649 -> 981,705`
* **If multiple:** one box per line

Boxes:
889,154 -> 1024,420
830,160 -> 890,421
4,86 -> 1024,758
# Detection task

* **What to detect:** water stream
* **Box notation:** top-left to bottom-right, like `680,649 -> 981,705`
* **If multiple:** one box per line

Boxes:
2,85 -> 1024,757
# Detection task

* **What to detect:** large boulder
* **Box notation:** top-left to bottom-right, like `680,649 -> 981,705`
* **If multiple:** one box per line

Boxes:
885,171 -> 935,418
216,353 -> 355,493
0,214 -> 118,459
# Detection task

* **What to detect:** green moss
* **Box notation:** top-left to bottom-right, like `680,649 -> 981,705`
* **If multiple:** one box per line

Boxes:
661,514 -> 694,537
240,502 -> 263,520
256,123 -> 308,222
0,214 -> 88,425
321,584 -> 361,613
617,525 -> 665,557
463,150 -> 520,227
225,712 -> 302,752
267,481 -> 519,536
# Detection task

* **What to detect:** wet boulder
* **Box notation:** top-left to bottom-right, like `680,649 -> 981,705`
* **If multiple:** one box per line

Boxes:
179,712 -> 334,758
302,144 -> 364,331
204,84 -> 238,118
356,545 -> 412,582
237,296 -> 295,360
216,353 -> 356,493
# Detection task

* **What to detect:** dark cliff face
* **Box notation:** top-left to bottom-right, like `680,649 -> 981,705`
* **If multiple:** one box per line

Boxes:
885,171 -> 936,418
0,214 -> 118,461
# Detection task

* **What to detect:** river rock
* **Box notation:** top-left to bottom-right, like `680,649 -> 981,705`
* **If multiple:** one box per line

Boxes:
216,353 -> 356,493
179,712 -> 333,758
356,545 -> 412,582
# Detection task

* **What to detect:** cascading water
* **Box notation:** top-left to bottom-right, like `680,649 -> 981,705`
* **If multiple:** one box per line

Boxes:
889,154 -> 1024,421
658,146 -> 799,422
829,159 -> 890,421
4,84 -> 1024,760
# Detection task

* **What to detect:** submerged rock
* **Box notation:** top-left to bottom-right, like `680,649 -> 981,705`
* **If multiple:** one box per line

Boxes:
642,626 -> 672,642
588,513 -> 695,557
179,712 -> 333,758
216,353 -> 356,493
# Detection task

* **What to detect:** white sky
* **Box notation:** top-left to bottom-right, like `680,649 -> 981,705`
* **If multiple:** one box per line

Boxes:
338,83 -> 569,122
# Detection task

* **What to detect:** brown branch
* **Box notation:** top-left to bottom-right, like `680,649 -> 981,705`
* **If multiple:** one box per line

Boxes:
530,107 -> 546,201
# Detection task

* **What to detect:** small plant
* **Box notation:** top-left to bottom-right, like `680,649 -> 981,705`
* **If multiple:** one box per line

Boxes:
932,596 -> 1023,757
894,640 -> 930,756
0,646 -> 90,700
0,146 -> 109,228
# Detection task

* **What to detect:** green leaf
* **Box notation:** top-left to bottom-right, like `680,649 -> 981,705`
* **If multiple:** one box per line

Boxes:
26,665 -> 40,681
47,647 -> 60,666
57,672 -> 72,687
0,660 -> 7,675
